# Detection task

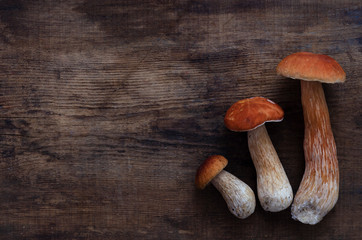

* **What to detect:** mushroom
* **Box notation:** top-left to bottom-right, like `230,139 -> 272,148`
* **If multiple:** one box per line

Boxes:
195,155 -> 256,219
224,97 -> 293,212
277,52 -> 346,224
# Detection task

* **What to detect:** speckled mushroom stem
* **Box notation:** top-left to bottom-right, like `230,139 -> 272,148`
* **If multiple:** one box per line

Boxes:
211,170 -> 256,219
247,124 -> 293,212
292,81 -> 339,225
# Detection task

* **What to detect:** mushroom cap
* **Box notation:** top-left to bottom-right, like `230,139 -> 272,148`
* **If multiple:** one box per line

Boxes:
276,52 -> 346,83
195,155 -> 228,190
224,97 -> 284,132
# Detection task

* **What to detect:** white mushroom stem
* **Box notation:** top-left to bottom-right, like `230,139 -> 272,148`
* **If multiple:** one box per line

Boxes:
247,124 -> 293,212
291,81 -> 339,225
211,170 -> 256,219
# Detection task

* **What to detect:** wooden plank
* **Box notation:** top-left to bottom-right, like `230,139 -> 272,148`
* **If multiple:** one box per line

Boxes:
0,0 -> 361,239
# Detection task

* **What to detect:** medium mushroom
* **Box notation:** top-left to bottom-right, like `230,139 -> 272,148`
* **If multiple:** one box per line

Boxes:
195,155 -> 256,219
224,97 -> 293,212
277,52 -> 346,224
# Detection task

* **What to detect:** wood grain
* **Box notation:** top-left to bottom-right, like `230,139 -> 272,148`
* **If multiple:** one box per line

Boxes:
0,0 -> 361,239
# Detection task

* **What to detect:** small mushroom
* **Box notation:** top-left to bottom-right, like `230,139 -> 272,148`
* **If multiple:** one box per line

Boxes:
277,52 -> 346,224
224,97 -> 293,212
195,155 -> 256,219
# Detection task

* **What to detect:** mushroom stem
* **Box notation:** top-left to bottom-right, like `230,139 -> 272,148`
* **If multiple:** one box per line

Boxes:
247,124 -> 293,212
211,170 -> 256,219
292,80 -> 339,225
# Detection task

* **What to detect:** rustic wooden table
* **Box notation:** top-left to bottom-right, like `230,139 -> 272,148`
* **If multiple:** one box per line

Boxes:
1,0 -> 361,239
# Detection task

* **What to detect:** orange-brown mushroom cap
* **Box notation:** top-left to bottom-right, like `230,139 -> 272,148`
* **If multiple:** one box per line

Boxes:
276,52 -> 346,83
195,155 -> 228,190
224,97 -> 284,132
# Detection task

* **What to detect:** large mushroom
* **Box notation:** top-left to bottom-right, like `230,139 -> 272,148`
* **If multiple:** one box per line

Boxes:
195,155 -> 256,219
224,97 -> 293,212
277,52 -> 346,224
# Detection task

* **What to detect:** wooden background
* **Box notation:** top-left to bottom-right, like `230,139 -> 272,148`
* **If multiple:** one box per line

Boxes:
0,0 -> 361,239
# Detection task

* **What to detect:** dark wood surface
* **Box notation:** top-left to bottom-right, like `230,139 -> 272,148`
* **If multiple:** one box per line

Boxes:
1,0 -> 361,239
